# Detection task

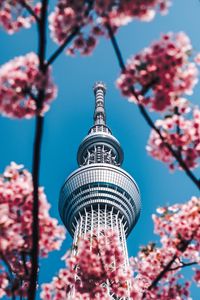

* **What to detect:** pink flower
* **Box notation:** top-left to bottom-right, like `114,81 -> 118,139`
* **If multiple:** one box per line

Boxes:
0,53 -> 57,118
0,1 -> 41,34
41,229 -> 132,299
147,107 -> 200,170
194,53 -> 200,65
0,162 -> 65,298
117,32 -> 198,112
49,0 -> 171,56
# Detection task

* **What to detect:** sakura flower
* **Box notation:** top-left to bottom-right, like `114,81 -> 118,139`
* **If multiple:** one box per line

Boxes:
0,162 -> 65,298
117,32 -> 198,112
0,1 -> 41,34
0,52 -> 57,118
49,0 -> 171,56
147,107 -> 200,170
41,229 -> 132,299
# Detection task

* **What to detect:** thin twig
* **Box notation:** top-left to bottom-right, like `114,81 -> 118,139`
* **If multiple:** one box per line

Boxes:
21,0 -> 40,22
106,22 -> 200,190
169,261 -> 197,271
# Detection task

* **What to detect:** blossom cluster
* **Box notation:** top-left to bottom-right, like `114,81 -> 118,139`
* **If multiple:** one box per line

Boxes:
146,107 -> 200,170
0,52 -> 57,118
41,229 -> 132,299
153,196 -> 200,255
131,246 -> 192,299
0,162 -> 65,298
129,196 -> 200,299
49,0 -> 171,56
0,1 -> 41,34
117,32 -> 198,112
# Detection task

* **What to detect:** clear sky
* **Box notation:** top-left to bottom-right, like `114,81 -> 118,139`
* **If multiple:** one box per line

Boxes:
0,0 -> 199,299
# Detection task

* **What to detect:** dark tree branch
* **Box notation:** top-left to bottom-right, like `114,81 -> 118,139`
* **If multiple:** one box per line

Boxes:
21,252 -> 29,276
28,1 -> 48,300
46,27 -> 80,67
20,0 -> 40,23
169,261 -> 197,271
106,22 -> 200,190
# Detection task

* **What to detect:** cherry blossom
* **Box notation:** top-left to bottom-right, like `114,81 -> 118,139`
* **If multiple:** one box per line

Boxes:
49,0 -> 171,56
128,196 -> 200,299
0,1 -> 41,34
0,52 -> 57,118
41,229 -> 132,299
117,32 -> 199,112
193,269 -> 200,286
0,162 -> 65,298
146,107 -> 200,170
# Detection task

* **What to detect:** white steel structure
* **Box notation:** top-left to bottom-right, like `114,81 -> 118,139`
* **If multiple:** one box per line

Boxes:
59,82 -> 141,286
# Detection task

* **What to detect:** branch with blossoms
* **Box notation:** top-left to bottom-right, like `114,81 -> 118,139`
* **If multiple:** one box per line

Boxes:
143,230 -> 197,296
132,196 -> 200,299
105,22 -> 200,190
0,163 -> 65,299
20,1 -> 41,23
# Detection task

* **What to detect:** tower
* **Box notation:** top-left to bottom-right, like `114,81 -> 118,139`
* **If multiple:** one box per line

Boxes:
59,82 -> 141,291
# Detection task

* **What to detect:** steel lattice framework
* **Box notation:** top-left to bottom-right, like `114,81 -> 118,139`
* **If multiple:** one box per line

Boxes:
59,82 -> 141,298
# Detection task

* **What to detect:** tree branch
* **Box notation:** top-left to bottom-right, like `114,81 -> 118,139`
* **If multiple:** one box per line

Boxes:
20,0 -> 40,23
46,27 -> 80,67
142,231 -> 197,298
106,22 -> 200,190
169,261 -> 197,271
28,1 -> 48,300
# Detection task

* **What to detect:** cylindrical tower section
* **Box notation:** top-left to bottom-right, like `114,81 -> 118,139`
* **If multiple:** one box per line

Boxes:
59,163 -> 141,266
72,205 -> 129,268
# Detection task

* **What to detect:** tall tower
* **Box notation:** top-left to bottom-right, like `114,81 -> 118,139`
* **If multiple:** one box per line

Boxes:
59,82 -> 141,282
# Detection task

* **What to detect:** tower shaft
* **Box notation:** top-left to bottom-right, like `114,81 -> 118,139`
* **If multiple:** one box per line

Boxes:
73,205 -> 129,268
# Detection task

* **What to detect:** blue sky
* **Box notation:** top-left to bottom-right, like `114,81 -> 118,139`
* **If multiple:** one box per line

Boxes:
0,0 -> 199,298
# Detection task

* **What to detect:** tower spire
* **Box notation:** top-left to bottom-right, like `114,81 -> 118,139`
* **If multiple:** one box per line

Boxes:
93,81 -> 106,126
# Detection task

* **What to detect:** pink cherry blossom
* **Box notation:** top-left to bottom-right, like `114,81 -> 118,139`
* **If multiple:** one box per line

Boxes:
194,53 -> 200,65
117,32 -> 198,112
128,196 -> 200,299
0,1 -> 41,34
146,107 -> 200,170
49,0 -> 171,56
193,269 -> 200,286
153,196 -> 200,251
0,162 -> 65,298
41,229 -> 132,300
0,52 -> 57,118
